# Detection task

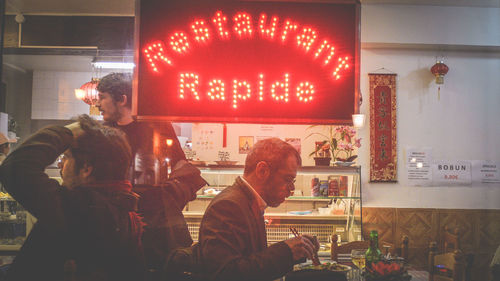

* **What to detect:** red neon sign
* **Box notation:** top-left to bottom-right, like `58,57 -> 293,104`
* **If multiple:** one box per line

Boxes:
142,11 -> 349,107
136,1 -> 359,124
143,11 -> 349,80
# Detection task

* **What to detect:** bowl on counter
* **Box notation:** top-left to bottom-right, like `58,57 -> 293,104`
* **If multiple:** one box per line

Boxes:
318,207 -> 331,215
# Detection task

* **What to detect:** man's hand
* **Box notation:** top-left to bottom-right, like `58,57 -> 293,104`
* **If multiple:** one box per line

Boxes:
284,234 -> 320,262
64,122 -> 84,139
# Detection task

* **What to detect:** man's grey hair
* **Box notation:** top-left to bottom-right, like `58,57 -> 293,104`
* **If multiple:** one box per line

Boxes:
244,138 -> 301,175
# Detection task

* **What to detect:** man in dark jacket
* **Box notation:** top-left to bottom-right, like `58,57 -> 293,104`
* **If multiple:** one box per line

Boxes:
198,138 -> 319,281
0,115 -> 145,281
95,72 -> 207,279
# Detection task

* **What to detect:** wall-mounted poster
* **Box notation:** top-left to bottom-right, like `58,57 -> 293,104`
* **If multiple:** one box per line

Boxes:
135,0 -> 360,124
239,136 -> 254,154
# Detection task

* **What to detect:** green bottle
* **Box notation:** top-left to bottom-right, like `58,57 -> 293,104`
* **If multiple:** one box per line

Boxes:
365,230 -> 383,268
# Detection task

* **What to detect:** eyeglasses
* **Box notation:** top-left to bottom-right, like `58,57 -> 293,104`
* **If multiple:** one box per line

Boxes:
284,177 -> 296,186
262,161 -> 296,188
57,151 -> 72,167
280,175 -> 296,191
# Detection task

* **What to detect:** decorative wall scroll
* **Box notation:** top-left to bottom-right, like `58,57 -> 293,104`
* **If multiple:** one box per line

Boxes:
369,74 -> 397,182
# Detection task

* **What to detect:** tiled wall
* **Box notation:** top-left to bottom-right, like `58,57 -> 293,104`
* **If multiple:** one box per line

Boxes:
31,71 -> 92,120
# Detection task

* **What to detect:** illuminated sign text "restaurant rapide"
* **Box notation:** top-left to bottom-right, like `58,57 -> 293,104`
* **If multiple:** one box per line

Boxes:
142,10 -> 351,109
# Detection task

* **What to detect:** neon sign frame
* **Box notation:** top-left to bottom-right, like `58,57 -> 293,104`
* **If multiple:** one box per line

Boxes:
134,0 -> 360,124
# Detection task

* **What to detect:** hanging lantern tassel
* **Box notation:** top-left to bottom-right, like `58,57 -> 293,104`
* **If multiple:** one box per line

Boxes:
89,105 -> 100,115
431,61 -> 449,101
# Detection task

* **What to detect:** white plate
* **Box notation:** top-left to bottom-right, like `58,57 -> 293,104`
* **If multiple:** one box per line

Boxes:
298,261 -> 351,272
214,160 -> 238,166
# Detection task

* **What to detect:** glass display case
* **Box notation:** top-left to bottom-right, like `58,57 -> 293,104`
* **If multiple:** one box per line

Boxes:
184,165 -> 362,250
0,168 -> 56,255
0,193 -> 34,254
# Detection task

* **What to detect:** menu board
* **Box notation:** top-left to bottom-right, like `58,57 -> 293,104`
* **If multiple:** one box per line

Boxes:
135,0 -> 359,124
406,147 -> 433,186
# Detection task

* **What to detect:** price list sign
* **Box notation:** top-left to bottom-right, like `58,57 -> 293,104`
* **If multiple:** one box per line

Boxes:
432,160 -> 472,186
472,161 -> 500,184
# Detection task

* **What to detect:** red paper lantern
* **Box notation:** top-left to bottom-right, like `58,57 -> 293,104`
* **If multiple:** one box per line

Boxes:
75,78 -> 100,115
430,61 -> 449,84
76,78 -> 99,105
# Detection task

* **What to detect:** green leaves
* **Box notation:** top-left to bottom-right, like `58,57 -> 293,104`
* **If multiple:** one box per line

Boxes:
308,140 -> 328,157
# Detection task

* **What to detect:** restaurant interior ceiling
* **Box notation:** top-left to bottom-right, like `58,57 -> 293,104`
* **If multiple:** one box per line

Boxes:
5,0 -> 500,16
3,0 -> 499,72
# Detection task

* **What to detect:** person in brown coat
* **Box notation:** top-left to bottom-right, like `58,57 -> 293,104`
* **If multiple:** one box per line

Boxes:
198,137 -> 319,281
0,115 -> 145,281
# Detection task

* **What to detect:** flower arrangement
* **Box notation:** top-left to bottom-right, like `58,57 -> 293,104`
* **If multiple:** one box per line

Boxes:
363,261 -> 412,281
307,125 -> 361,162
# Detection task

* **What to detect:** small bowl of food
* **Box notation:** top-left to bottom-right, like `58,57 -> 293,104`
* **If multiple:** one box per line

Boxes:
288,262 -> 351,280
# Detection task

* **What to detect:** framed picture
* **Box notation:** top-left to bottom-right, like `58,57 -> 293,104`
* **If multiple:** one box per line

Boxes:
239,136 -> 254,154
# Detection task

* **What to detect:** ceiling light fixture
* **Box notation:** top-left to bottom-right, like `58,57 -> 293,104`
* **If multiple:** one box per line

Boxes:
92,61 -> 135,69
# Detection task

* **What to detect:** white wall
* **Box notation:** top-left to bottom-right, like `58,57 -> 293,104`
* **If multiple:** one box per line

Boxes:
31,71 -> 92,119
362,5 -> 500,47
191,4 -> 500,210
358,49 -> 500,209
358,4 -> 500,209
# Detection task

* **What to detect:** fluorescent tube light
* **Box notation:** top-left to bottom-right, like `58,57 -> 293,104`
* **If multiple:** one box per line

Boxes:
92,62 -> 135,69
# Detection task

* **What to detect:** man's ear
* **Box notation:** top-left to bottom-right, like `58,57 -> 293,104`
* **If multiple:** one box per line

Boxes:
118,94 -> 128,107
255,161 -> 271,181
79,163 -> 94,181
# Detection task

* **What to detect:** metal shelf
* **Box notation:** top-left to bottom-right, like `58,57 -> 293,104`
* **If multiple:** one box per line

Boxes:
196,195 -> 360,200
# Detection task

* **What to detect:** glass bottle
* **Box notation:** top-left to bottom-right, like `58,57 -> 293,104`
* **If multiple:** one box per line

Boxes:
365,230 -> 382,267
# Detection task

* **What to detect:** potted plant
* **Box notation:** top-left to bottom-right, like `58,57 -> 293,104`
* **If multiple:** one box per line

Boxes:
312,141 -> 331,166
307,125 -> 361,165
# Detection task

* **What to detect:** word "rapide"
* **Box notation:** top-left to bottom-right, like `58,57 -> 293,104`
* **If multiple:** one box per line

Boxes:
179,72 -> 315,108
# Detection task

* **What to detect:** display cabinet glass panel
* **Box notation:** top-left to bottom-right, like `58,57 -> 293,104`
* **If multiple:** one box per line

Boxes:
184,165 -> 362,254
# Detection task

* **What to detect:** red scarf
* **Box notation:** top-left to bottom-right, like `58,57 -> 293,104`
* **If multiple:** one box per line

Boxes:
85,180 -> 144,246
